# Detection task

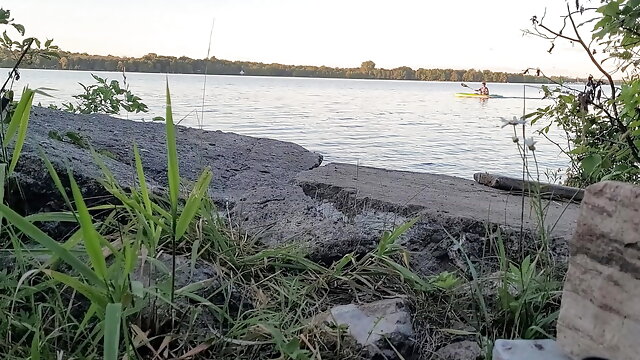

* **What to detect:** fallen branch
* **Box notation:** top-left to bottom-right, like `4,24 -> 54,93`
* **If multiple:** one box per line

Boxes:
473,172 -> 584,201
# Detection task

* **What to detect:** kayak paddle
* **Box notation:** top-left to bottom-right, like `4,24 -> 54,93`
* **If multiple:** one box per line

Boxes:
461,83 -> 478,92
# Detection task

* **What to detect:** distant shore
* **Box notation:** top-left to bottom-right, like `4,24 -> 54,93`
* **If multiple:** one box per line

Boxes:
1,50 -> 578,84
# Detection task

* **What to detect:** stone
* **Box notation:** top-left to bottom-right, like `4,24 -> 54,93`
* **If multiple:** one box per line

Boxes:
434,340 -> 481,360
9,107 -> 323,239
316,297 -> 415,359
297,163 -> 578,240
492,339 -> 569,360
28,107 -> 322,205
290,163 -> 577,271
557,181 -> 640,360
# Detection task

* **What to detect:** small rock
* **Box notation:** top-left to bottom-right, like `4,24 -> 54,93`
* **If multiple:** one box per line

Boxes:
435,340 -> 481,360
493,339 -> 569,360
317,297 -> 414,359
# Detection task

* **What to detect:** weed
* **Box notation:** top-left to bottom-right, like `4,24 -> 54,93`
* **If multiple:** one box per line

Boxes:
51,74 -> 148,115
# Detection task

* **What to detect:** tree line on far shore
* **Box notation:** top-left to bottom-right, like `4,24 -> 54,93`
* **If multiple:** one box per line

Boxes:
0,50 -> 573,83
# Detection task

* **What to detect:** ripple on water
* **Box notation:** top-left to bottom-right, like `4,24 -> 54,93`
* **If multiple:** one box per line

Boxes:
15,69 -> 570,180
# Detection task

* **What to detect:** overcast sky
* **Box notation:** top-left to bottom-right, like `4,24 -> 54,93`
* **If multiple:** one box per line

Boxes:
5,0 -> 605,77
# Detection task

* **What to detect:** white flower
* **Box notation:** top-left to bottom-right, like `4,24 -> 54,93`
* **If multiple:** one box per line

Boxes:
500,116 -> 527,128
512,135 -> 519,143
524,137 -> 537,151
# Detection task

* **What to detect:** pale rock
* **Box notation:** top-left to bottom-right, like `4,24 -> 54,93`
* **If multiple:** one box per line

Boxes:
493,339 -> 569,360
317,297 -> 414,359
434,340 -> 481,360
557,181 -> 640,360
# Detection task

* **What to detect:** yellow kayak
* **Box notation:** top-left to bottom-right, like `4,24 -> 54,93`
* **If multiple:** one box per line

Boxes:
455,92 -> 503,98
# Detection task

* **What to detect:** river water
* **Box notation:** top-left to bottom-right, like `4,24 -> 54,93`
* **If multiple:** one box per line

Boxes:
8,68 -> 569,180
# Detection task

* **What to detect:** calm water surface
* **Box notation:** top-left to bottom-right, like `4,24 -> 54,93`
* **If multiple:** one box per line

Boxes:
11,69 -> 569,180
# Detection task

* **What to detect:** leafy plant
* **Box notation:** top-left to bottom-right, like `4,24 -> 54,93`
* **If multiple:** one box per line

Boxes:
526,0 -> 640,186
0,8 -> 59,65
56,74 -> 148,115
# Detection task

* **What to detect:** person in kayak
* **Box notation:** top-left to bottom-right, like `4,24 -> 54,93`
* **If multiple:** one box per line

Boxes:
476,82 -> 489,95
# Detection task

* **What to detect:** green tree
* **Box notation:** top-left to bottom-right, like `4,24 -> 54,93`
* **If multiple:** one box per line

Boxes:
528,0 -> 640,185
0,8 -> 59,66
360,60 -> 376,71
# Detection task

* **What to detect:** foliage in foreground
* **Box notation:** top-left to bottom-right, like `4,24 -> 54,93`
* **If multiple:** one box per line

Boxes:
0,8 -> 59,66
527,0 -> 640,187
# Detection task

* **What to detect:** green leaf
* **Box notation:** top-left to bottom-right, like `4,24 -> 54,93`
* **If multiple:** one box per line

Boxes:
68,169 -> 108,282
11,23 -> 25,36
581,154 -> 602,176
0,164 -> 5,230
43,269 -> 106,308
104,303 -> 123,360
376,217 -> 419,256
30,324 -> 40,360
0,204 -> 102,286
78,303 -> 99,333
380,257 -> 430,291
175,168 -> 212,240
133,143 -> 153,215
165,80 -> 180,218
25,212 -> 77,223
5,89 -> 33,174
40,149 -> 74,211
568,146 -> 589,155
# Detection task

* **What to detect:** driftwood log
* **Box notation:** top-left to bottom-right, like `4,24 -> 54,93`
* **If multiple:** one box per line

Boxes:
473,172 -> 584,202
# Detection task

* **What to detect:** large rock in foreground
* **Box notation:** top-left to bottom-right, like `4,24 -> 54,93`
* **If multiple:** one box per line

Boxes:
557,181 -> 640,360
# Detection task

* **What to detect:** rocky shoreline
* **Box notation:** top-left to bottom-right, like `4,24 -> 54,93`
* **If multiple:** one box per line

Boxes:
16,107 -> 579,273
3,107 -> 586,359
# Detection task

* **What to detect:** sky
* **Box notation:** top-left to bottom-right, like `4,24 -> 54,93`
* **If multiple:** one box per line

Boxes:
4,0 -> 605,77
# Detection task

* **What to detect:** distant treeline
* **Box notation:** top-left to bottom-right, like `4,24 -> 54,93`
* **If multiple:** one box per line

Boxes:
0,51 -> 573,83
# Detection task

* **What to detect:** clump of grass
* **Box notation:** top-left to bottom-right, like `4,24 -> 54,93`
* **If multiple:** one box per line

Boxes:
409,112 -> 570,357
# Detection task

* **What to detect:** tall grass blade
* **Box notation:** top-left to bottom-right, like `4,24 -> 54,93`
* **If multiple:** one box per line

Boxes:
0,204 -> 101,285
133,143 -> 153,214
104,303 -> 123,360
8,90 -> 34,174
0,163 -> 5,229
4,88 -> 34,144
165,79 -> 180,310
30,324 -> 40,360
165,80 -> 179,215
68,169 -> 108,282
43,269 -> 107,308
25,212 -> 77,223
175,168 -> 212,240
376,217 -> 419,256
40,149 -> 73,210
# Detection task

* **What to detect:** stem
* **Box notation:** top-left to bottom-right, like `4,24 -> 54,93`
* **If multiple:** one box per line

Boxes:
519,85 -> 526,259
